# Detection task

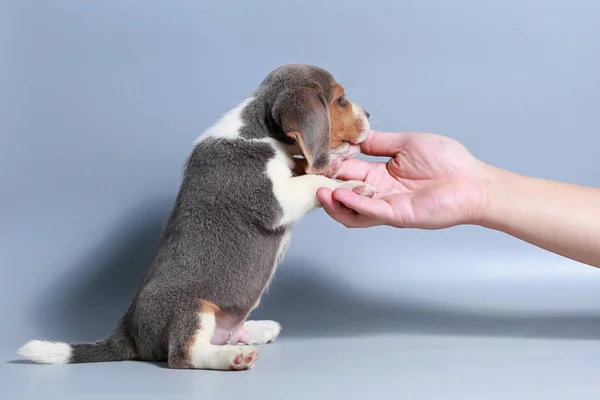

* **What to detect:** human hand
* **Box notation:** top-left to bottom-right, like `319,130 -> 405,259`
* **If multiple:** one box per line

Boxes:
316,130 -> 494,229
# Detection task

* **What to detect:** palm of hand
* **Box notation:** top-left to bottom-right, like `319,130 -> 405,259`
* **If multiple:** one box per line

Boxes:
361,134 -> 485,229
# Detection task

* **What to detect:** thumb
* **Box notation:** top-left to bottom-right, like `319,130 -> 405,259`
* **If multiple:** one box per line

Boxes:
362,130 -> 419,157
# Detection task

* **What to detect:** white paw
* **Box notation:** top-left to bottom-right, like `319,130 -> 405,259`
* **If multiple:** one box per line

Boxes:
229,346 -> 259,371
337,180 -> 377,197
244,320 -> 282,345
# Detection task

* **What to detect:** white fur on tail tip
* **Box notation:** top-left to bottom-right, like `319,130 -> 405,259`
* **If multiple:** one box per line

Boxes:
18,340 -> 72,364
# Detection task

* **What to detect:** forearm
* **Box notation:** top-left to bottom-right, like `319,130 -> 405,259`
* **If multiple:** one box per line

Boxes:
479,165 -> 600,267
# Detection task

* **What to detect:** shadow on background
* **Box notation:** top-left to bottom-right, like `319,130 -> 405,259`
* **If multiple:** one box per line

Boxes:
34,197 -> 174,342
253,263 -> 600,340
34,206 -> 600,343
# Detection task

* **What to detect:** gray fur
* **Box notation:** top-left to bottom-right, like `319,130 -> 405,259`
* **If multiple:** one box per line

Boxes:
241,64 -> 336,171
22,64 -> 339,367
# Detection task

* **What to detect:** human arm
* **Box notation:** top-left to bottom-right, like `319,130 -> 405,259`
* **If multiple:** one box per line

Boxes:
316,130 -> 600,268
480,165 -> 600,267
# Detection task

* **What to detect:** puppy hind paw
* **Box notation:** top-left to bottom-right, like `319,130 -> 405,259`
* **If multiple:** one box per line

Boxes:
230,346 -> 259,371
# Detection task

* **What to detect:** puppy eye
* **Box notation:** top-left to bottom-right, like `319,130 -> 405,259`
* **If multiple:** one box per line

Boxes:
337,97 -> 346,107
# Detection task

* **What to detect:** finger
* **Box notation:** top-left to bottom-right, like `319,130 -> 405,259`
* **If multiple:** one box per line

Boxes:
335,158 -> 381,181
332,188 -> 396,222
361,130 -> 423,157
316,188 -> 381,228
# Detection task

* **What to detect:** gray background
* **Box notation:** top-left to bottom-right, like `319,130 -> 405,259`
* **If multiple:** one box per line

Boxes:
2,0 -> 600,398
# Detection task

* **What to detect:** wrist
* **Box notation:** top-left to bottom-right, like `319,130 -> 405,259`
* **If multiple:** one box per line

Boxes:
473,162 -> 513,229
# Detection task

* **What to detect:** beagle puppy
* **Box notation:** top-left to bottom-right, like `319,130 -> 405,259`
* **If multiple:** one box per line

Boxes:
18,64 -> 375,371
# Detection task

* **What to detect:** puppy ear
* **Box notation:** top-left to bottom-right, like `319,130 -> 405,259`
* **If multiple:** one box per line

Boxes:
273,88 -> 331,174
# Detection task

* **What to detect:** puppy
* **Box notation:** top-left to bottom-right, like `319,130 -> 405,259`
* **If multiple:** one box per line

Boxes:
18,64 -> 375,371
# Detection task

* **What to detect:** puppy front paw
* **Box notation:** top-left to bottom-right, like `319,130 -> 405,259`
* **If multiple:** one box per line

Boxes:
337,180 -> 377,197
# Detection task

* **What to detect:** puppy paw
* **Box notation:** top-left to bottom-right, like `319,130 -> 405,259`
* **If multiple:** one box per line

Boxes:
244,320 -> 282,344
337,180 -> 377,197
230,346 -> 259,371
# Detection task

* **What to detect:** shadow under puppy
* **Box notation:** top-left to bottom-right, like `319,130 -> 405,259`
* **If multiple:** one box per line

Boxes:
18,64 -> 375,371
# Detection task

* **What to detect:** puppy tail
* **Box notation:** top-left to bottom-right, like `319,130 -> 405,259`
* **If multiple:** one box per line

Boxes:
18,331 -> 136,365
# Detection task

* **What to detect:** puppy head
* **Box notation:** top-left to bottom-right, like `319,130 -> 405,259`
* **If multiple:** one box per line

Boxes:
260,64 -> 370,175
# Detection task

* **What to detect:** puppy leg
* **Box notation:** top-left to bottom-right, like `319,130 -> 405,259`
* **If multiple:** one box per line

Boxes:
275,174 -> 376,226
168,303 -> 259,371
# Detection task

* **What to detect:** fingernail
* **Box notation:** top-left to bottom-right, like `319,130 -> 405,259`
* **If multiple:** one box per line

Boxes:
330,158 -> 341,170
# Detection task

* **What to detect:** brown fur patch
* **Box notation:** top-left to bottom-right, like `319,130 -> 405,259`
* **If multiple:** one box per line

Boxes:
168,299 -> 221,369
288,131 -> 313,167
199,299 -> 221,314
126,347 -> 138,360
328,82 -> 367,148
168,354 -> 193,369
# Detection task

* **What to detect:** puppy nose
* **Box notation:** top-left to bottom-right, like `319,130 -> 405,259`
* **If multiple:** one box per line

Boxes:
364,110 -> 371,119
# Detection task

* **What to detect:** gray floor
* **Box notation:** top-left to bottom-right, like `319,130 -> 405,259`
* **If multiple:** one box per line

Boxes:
5,277 -> 600,399
5,333 -> 600,399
